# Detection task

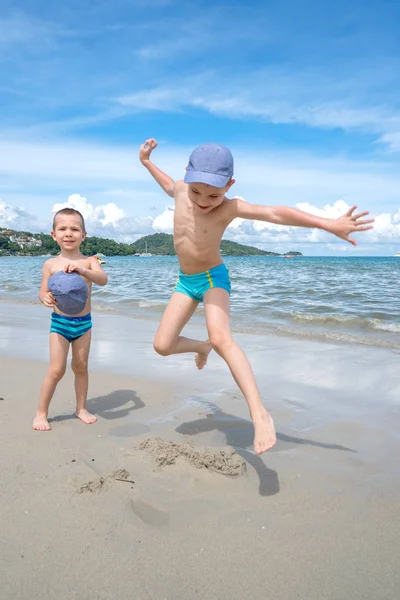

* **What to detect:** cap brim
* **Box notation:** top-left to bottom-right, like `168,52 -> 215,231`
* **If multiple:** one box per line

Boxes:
184,170 -> 230,188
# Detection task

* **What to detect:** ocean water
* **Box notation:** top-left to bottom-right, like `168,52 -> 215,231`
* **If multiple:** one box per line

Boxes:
1,255 -> 399,348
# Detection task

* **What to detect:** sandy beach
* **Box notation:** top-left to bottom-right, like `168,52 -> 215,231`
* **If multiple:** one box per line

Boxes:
1,301 -> 399,600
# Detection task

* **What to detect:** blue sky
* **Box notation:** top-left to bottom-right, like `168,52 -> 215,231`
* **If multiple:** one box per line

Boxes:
1,0 -> 400,255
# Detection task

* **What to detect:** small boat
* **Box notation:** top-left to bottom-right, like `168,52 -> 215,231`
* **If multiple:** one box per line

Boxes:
139,242 -> 152,257
395,252 -> 400,257
95,254 -> 106,265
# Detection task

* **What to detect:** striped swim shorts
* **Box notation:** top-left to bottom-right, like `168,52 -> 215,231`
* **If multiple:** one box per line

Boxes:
50,312 -> 92,343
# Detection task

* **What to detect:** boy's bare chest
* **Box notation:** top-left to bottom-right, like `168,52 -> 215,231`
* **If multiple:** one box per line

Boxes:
49,258 -> 90,276
174,205 -> 223,244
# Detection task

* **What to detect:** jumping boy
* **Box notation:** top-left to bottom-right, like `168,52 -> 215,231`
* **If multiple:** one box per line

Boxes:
32,208 -> 108,431
139,139 -> 374,454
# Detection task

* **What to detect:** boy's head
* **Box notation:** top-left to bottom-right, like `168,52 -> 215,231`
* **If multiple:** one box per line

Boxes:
51,208 -> 86,250
184,143 -> 235,212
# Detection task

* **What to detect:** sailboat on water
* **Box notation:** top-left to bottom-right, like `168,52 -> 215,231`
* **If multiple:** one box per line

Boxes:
139,241 -> 152,257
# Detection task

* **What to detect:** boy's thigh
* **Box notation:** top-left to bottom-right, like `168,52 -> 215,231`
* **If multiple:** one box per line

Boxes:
71,330 -> 92,363
203,288 -> 231,331
49,332 -> 70,366
156,292 -> 199,339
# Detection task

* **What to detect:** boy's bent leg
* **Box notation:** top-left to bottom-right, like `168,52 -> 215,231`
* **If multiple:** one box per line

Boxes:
154,292 -> 212,370
33,333 -> 70,431
204,288 -> 276,454
71,330 -> 96,424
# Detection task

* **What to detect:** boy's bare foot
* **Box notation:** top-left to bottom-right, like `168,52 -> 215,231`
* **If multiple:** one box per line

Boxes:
195,341 -> 212,370
253,412 -> 276,455
75,409 -> 97,424
32,414 -> 51,431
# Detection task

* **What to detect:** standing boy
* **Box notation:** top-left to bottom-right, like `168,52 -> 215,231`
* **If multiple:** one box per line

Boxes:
33,208 -> 108,431
140,139 -> 374,454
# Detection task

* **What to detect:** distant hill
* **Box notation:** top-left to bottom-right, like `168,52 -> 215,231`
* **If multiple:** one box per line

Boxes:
133,233 -> 302,256
0,228 -> 136,256
0,228 -> 302,257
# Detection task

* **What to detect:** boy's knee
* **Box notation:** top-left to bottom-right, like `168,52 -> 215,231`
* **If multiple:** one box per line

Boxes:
209,330 -> 232,352
153,336 -> 172,356
72,361 -> 88,376
49,366 -> 66,381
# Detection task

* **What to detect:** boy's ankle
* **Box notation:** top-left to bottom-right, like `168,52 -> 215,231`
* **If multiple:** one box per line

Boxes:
35,410 -> 48,417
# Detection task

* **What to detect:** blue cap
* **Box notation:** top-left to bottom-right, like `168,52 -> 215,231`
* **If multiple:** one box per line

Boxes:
48,271 -> 88,316
184,143 -> 234,188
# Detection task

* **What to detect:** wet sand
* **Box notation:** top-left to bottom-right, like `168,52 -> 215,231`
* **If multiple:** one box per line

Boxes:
0,302 -> 399,599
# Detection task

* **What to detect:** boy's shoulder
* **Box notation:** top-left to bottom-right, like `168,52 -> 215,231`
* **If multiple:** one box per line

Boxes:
220,195 -> 240,214
175,180 -> 187,192
84,255 -> 99,267
43,257 -> 57,268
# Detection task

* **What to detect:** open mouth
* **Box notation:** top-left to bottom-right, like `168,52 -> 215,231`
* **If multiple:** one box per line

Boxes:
198,205 -> 209,210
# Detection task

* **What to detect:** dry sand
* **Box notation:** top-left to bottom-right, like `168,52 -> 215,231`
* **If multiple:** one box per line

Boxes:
1,302 -> 400,599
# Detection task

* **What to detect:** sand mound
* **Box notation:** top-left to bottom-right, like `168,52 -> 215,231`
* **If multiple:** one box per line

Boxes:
138,437 -> 246,477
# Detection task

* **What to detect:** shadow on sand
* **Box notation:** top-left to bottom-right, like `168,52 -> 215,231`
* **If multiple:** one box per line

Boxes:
50,389 -> 145,423
176,407 -> 356,497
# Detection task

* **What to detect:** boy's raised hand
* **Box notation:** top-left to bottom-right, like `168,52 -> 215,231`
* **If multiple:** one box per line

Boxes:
64,264 -> 84,275
326,206 -> 374,245
139,138 -> 157,162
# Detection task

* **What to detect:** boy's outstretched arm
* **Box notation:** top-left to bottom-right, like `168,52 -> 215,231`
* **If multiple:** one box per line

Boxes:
232,198 -> 374,246
139,138 -> 175,198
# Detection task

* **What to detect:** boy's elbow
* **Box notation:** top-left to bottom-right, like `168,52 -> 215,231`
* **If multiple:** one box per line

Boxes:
165,183 -> 175,197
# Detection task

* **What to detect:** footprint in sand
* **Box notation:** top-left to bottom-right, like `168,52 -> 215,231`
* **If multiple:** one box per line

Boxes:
77,469 -> 135,494
130,498 -> 170,527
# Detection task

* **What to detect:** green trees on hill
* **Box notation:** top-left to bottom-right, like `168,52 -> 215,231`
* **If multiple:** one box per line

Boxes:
132,233 -> 174,255
0,228 -> 302,256
81,236 -> 135,256
132,233 -> 282,255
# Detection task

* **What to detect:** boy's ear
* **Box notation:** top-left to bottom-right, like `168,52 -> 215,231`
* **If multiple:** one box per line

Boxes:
227,178 -> 235,190
50,231 -> 56,240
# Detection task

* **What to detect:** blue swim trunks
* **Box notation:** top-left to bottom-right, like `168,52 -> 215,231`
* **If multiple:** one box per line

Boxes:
50,312 -> 92,343
174,263 -> 231,303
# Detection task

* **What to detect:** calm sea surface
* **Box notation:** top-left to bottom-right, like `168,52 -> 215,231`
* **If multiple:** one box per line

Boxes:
1,255 -> 399,348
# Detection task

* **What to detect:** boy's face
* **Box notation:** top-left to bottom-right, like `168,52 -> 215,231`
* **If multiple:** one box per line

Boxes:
51,214 -> 86,251
187,180 -> 235,213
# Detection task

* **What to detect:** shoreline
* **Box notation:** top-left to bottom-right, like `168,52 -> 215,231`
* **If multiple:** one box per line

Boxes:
1,295 -> 399,350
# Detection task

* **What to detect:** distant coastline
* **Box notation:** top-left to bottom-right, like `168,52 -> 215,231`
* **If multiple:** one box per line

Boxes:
0,229 -> 302,257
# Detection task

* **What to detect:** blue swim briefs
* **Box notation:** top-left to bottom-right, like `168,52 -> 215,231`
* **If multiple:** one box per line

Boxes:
174,263 -> 231,303
50,312 -> 92,343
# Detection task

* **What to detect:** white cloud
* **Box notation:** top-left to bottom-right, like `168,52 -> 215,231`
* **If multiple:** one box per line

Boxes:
118,70 -> 400,151
53,194 -> 125,227
379,132 -> 400,152
0,198 -> 43,231
3,192 -> 400,253
152,205 -> 174,233
51,194 -> 154,241
225,199 -> 400,247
